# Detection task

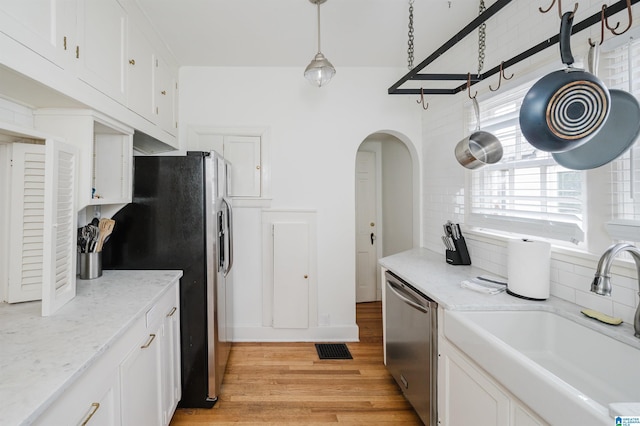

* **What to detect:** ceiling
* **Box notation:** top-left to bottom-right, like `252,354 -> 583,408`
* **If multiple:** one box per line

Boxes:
134,0 -> 482,68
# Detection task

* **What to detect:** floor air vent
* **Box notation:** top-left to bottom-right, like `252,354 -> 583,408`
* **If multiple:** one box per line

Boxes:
315,343 -> 353,360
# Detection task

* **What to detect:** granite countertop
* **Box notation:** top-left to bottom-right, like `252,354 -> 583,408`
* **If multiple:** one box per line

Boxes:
379,248 -> 640,349
0,269 -> 183,426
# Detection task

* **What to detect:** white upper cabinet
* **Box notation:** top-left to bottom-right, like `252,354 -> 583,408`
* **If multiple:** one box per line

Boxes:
224,136 -> 261,197
126,24 -> 155,122
76,0 -> 127,103
124,8 -> 178,135
154,55 -> 177,136
0,0 -> 61,65
0,0 -> 179,149
187,130 -> 263,199
34,109 -> 133,209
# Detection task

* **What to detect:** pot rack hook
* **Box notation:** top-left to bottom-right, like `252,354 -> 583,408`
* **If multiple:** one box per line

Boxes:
539,0 -> 578,19
589,5 -> 606,46
417,88 -> 429,110
604,0 -> 632,36
489,62 -> 514,92
467,73 -> 477,99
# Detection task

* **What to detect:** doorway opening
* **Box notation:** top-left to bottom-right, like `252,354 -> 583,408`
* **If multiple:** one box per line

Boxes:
355,131 -> 418,303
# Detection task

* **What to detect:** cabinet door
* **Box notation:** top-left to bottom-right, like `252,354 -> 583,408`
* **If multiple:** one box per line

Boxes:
127,24 -> 155,122
120,329 -> 163,426
41,139 -> 78,316
273,222 -> 309,328
513,403 -> 549,426
77,0 -> 127,103
33,352 -> 121,426
223,135 -> 261,197
439,340 -> 510,426
154,55 -> 176,135
161,296 -> 181,425
7,143 -> 46,303
0,0 -> 60,65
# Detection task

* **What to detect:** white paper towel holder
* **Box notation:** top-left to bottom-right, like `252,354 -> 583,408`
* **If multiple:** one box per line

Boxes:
506,238 -> 551,301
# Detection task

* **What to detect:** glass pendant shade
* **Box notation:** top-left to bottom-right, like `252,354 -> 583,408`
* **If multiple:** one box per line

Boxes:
304,52 -> 336,87
304,0 -> 335,87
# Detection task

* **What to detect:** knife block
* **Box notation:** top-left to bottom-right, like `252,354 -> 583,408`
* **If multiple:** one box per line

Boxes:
445,237 -> 471,265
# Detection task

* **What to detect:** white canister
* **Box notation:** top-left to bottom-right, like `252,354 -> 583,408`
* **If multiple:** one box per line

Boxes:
507,239 -> 551,300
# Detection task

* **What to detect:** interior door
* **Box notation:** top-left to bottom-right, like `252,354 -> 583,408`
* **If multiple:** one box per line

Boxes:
355,151 -> 378,303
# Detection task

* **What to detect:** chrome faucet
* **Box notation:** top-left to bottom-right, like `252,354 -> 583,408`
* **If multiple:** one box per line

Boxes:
591,243 -> 640,338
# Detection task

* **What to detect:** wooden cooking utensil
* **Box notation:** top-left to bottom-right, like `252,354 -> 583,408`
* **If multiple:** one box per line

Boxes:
96,218 -> 115,252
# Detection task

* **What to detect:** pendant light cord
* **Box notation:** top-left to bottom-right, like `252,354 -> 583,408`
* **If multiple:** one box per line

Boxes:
317,2 -> 322,53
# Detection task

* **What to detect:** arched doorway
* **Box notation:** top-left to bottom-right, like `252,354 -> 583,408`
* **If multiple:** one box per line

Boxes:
355,131 -> 419,302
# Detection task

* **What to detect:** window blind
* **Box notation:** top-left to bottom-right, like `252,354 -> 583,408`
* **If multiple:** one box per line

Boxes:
604,38 -> 640,242
468,85 -> 585,243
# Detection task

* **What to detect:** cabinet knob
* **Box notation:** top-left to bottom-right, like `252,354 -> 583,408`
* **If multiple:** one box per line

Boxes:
129,59 -> 136,65
256,165 -> 260,170
304,275 -> 308,279
161,90 -> 167,95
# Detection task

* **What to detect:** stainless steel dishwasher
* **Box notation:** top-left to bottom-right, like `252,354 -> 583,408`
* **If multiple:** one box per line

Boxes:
385,271 -> 437,425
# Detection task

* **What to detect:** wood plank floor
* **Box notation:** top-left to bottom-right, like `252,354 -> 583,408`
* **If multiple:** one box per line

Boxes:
170,302 -> 422,425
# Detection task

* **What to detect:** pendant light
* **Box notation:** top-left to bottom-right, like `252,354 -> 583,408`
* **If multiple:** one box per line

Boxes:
304,0 -> 335,87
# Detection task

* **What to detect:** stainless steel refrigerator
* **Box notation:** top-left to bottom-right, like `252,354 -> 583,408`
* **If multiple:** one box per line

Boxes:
102,151 -> 233,408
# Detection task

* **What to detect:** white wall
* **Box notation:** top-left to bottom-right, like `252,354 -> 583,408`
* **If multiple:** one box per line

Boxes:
380,137 -> 414,257
179,66 -> 422,340
421,2 -> 640,324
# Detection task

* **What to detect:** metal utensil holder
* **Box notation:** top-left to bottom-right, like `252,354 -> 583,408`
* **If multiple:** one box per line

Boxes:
445,236 -> 471,265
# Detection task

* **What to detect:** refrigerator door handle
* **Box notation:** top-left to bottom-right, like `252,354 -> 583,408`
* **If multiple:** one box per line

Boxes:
223,198 -> 233,276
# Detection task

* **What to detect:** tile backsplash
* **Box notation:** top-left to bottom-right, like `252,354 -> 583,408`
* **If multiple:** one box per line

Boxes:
465,235 -> 640,325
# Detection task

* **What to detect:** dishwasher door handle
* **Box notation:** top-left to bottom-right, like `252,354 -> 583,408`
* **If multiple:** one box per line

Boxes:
387,281 -> 429,313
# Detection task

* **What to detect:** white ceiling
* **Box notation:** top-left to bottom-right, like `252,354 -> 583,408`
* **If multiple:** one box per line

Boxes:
134,0 -> 482,68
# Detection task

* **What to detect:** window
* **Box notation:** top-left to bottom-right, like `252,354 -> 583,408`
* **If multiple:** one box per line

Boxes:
604,36 -> 640,242
468,84 -> 585,244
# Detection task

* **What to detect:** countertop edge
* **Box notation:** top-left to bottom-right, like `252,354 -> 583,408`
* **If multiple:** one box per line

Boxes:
0,269 -> 183,426
379,248 -> 640,350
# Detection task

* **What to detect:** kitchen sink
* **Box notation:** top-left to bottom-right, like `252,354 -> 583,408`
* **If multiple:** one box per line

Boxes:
444,309 -> 640,425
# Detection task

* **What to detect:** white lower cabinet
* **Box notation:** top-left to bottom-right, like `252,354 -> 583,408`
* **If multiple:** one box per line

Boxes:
33,351 -> 121,426
34,282 -> 180,425
161,294 -> 181,425
438,338 -> 548,426
120,327 -> 163,426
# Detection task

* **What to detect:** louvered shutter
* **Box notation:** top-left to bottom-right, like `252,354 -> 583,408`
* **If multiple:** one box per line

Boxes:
42,139 -> 77,316
8,143 -> 46,303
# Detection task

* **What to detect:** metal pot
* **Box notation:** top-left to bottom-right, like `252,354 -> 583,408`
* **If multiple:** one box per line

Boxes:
455,98 -> 503,169
552,43 -> 640,170
519,12 -> 610,153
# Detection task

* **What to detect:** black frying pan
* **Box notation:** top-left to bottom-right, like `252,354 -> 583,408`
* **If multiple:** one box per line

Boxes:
519,12 -> 611,153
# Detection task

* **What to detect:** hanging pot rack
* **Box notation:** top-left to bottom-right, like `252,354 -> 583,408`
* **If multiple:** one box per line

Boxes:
388,0 -> 638,96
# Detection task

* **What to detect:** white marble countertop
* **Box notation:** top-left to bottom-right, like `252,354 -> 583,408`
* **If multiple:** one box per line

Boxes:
379,248 -> 640,349
0,269 -> 183,426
